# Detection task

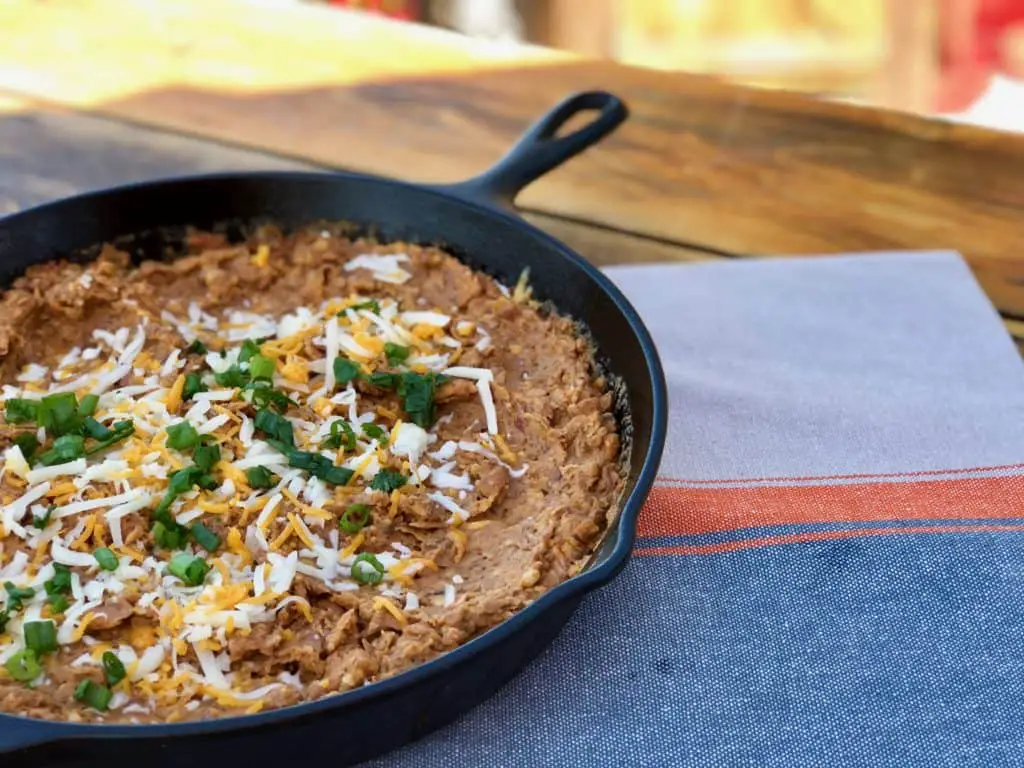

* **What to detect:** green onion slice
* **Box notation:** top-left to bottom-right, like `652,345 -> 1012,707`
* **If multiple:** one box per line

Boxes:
74,679 -> 112,711
384,342 -> 410,366
4,582 -> 35,611
101,651 -> 126,686
193,442 -> 221,473
166,421 -> 200,451
4,398 -> 39,424
182,373 -> 206,401
93,548 -> 118,571
249,353 -> 276,381
332,358 -> 361,386
369,469 -> 407,494
23,620 -> 58,655
190,521 -> 221,552
6,649 -> 41,682
339,504 -> 371,534
167,552 -> 210,587
78,394 -> 100,417
362,423 -> 386,441
245,466 -> 277,489
350,553 -> 385,585
38,434 -> 86,466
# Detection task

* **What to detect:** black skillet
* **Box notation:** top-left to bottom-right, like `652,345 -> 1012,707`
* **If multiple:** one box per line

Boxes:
0,91 -> 667,767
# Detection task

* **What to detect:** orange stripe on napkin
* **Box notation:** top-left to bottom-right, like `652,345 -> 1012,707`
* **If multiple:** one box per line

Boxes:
638,474 -> 1024,538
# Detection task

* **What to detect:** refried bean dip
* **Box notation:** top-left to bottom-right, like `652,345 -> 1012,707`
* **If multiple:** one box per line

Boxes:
0,224 -> 623,722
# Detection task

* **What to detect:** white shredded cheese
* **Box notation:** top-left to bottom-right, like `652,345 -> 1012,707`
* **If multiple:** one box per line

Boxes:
324,316 -> 340,392
344,253 -> 412,284
26,459 -> 88,485
390,422 -> 429,464
400,311 -> 450,327
475,377 -> 499,435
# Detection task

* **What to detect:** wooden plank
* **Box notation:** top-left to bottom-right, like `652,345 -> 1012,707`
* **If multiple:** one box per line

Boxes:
62,62 -> 1024,316
2,99 -> 1023,352
0,96 -> 715,266
0,95 -> 321,215
2,0 -> 1024,320
520,211 -> 717,267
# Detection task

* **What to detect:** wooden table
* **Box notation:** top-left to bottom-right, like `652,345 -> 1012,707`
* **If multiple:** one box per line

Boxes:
2,0 -> 1024,347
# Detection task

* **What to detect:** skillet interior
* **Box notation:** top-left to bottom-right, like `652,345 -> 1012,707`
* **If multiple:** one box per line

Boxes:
0,171 -> 666,766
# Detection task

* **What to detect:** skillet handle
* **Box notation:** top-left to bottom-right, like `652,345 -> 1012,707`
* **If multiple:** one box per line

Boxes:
437,91 -> 627,210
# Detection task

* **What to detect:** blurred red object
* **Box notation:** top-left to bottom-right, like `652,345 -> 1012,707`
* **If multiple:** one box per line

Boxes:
937,0 -> 1024,111
327,0 -> 418,21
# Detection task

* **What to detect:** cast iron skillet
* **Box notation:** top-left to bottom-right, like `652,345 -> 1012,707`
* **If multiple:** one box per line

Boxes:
0,91 -> 667,767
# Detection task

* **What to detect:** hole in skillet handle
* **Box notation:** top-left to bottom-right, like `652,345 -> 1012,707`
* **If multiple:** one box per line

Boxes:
435,90 -> 628,211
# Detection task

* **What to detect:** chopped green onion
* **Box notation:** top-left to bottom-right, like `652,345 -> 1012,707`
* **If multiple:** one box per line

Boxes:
77,394 -> 100,417
154,466 -> 205,517
246,382 -> 295,413
101,651 -> 126,686
13,432 -> 38,462
333,358 -> 361,386
350,553 -> 385,585
362,423 -> 386,441
186,339 -> 208,356
4,582 -> 35,611
167,553 -> 210,587
166,421 -> 200,451
190,521 -> 221,552
287,451 -> 354,486
384,343 -> 410,366
32,504 -> 54,529
214,365 -> 249,388
249,354 -> 276,381
23,620 -> 57,655
182,373 -> 206,401
38,434 -> 86,466
85,420 -> 134,456
369,372 -> 397,389
43,563 -> 71,597
337,420 -> 358,452
4,398 -> 38,424
82,417 -> 113,440
238,339 -> 262,363
48,594 -> 69,614
193,442 -> 221,473
322,420 -> 356,452
167,467 -> 201,496
0,610 -> 9,633
38,392 -> 81,436
369,469 -> 407,494
339,504 -> 371,534
396,372 -> 444,428
321,466 -> 353,486
6,650 -> 41,682
254,408 -> 294,449
93,548 -> 118,571
245,466 -> 277,489
152,520 -> 189,550
74,679 -> 112,711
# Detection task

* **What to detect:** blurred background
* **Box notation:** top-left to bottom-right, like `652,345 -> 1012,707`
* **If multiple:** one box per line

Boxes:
314,0 -> 1024,132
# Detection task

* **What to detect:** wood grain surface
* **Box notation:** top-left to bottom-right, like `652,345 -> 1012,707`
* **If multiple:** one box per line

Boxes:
1,0 -> 1023,342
